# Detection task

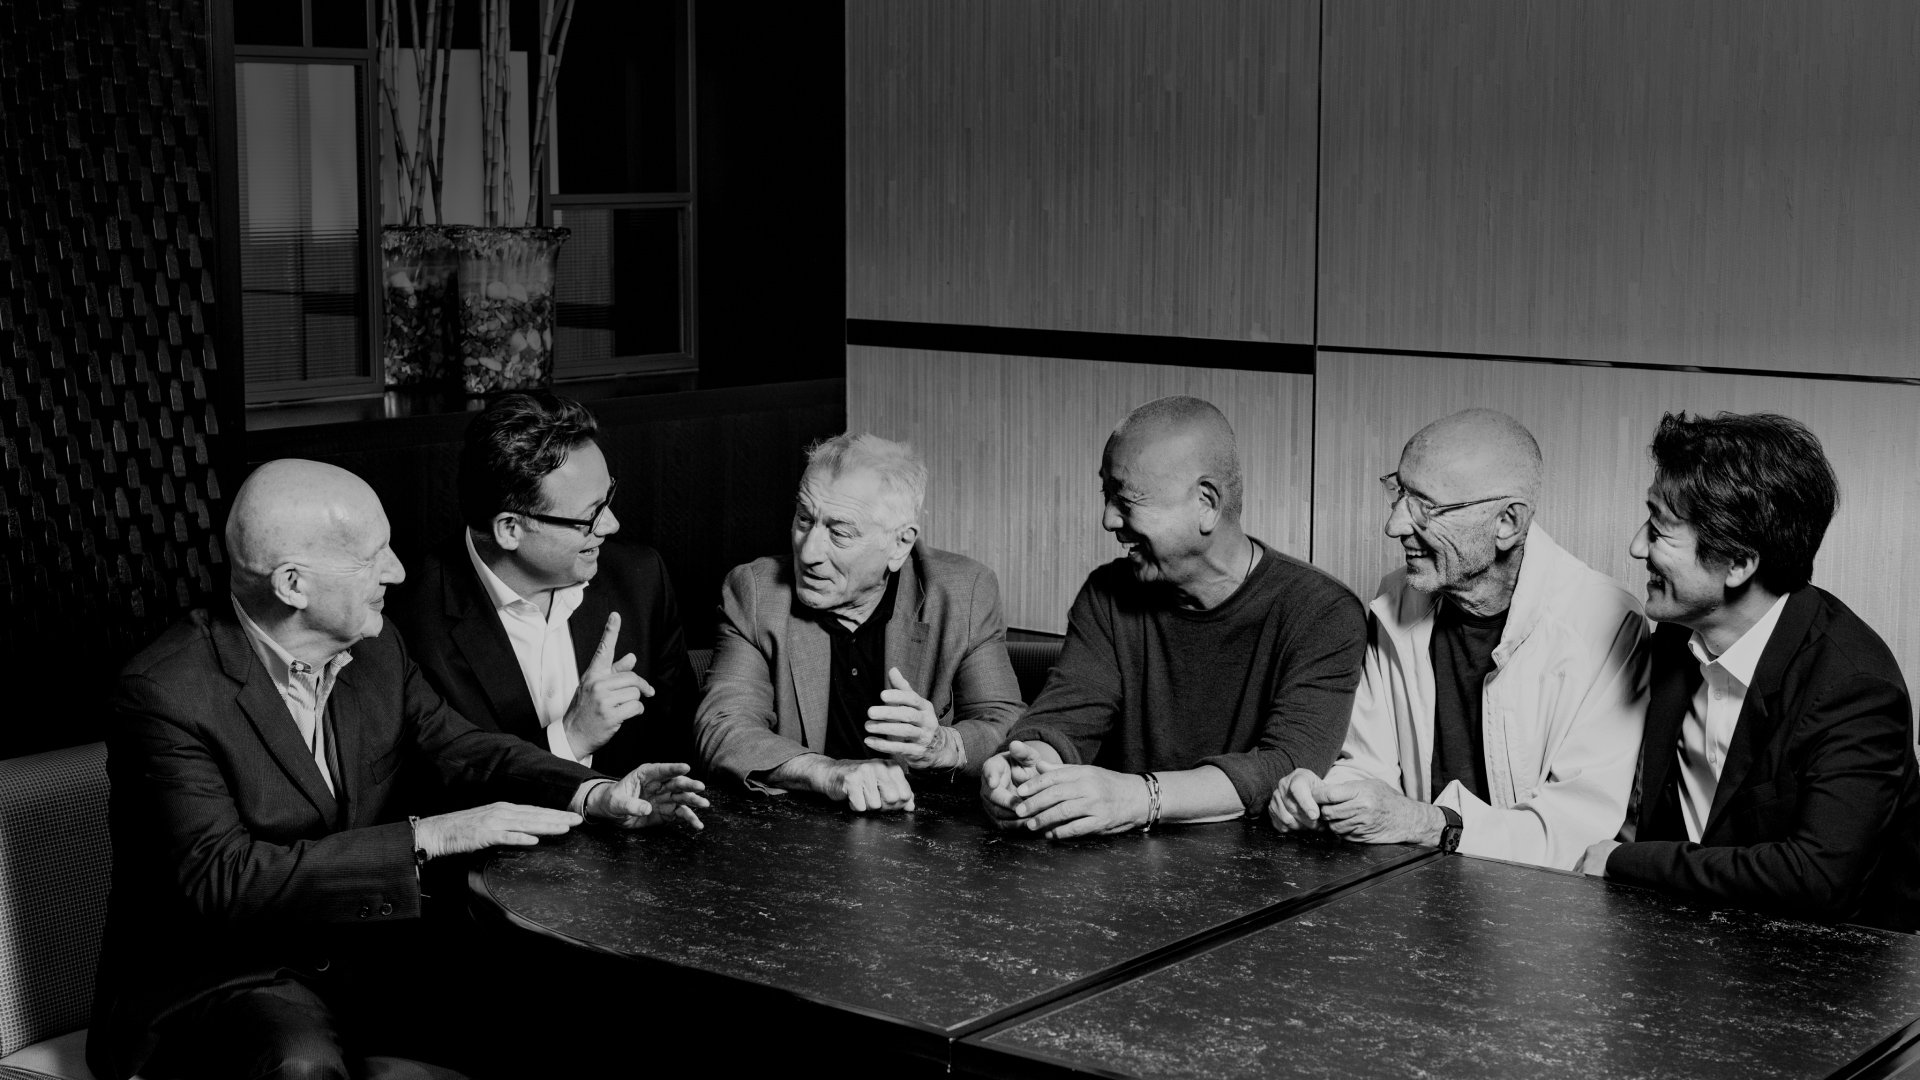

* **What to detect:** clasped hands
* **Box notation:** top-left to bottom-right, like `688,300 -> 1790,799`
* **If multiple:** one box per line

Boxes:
413,762 -> 708,860
978,740 -> 1148,840
1267,768 -> 1444,846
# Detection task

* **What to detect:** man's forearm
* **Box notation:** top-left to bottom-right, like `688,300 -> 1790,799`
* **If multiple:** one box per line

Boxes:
763,753 -> 832,794
1158,765 -> 1248,824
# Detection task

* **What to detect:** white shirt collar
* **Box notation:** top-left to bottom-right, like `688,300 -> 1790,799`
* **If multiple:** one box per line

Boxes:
464,528 -> 588,614
230,594 -> 352,689
1686,592 -> 1790,688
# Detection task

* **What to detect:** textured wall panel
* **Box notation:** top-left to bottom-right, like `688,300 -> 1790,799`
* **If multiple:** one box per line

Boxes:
0,0 -> 233,755
1312,352 -> 1920,689
848,348 -> 1313,634
846,0 -> 1319,343
1319,0 -> 1920,377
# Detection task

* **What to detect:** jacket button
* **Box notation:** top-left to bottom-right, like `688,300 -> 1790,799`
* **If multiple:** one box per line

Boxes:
379,903 -> 394,916
357,905 -> 370,918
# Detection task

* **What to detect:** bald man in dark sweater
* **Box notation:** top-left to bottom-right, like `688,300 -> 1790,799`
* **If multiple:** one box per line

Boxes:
980,396 -> 1367,839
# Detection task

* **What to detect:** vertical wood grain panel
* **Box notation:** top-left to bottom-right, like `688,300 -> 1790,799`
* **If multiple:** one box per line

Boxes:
1312,352 -> 1920,686
1319,0 -> 1920,378
846,0 -> 1319,343
848,348 -> 1313,634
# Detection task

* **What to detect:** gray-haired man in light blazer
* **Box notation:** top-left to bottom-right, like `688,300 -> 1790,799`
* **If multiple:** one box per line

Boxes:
695,433 -> 1024,811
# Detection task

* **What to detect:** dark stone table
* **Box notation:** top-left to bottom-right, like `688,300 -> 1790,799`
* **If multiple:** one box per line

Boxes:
963,854 -> 1920,1080
470,787 -> 1428,1068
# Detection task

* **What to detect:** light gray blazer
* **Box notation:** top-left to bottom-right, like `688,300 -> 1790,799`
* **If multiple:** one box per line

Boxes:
695,542 -> 1023,787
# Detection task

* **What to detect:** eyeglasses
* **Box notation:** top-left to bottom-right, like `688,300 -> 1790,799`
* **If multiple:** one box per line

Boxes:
1379,473 -> 1509,527
517,477 -> 617,534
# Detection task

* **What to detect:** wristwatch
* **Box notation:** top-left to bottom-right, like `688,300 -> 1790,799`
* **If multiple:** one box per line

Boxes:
1437,806 -> 1464,853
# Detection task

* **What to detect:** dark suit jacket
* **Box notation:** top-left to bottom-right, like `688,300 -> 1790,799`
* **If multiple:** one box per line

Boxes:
695,542 -> 1023,786
1609,586 -> 1920,929
88,609 -> 600,1080
388,534 -> 696,777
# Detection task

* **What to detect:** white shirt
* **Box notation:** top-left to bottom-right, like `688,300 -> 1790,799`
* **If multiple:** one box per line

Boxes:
1677,593 -> 1790,841
464,530 -> 593,766
232,596 -> 350,795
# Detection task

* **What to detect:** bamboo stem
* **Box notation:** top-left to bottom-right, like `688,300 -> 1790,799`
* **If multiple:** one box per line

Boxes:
500,0 -> 514,227
526,0 -> 549,227
479,0 -> 495,225
428,0 -> 455,225
412,0 -> 444,224
527,0 -> 574,226
378,0 -> 414,224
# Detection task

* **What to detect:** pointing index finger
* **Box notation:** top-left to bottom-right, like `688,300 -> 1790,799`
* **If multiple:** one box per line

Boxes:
590,611 -> 622,672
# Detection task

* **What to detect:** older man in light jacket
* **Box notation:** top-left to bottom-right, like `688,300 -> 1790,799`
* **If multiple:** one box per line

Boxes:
1270,409 -> 1648,870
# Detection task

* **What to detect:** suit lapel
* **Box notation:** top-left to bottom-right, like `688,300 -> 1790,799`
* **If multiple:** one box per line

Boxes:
447,555 -> 545,743
1635,626 -> 1699,839
883,548 -> 934,699
788,608 -> 831,752
213,613 -> 339,824
568,575 -> 610,675
1704,589 -> 1817,836
327,659 -> 367,826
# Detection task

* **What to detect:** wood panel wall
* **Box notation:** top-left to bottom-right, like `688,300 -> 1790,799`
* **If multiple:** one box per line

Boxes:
846,0 -> 1319,342
845,0 -> 1920,709
1318,0 -> 1920,376
848,348 -> 1311,634
1311,353 -> 1920,684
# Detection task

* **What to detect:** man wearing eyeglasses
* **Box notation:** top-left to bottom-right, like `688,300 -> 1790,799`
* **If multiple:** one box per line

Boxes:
1269,408 -> 1648,870
390,392 -> 696,777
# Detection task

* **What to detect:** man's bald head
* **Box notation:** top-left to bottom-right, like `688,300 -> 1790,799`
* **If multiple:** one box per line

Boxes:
1401,408 -> 1543,508
227,459 -> 389,603
1107,396 -> 1244,520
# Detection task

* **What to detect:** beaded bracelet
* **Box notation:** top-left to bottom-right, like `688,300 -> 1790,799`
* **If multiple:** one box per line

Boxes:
1139,772 -> 1163,834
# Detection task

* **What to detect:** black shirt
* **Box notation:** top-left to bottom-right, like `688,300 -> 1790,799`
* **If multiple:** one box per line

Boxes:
1428,598 -> 1508,804
820,570 -> 899,761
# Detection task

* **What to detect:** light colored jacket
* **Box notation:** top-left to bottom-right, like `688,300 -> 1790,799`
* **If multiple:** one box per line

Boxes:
1325,524 -> 1649,869
695,542 -> 1023,788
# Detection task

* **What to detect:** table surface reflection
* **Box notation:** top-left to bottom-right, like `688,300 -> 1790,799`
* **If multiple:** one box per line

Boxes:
473,787 -> 1427,1039
966,854 -> 1920,1080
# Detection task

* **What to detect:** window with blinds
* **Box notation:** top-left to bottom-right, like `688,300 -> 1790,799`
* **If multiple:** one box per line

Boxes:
235,61 -> 373,398
550,201 -> 691,378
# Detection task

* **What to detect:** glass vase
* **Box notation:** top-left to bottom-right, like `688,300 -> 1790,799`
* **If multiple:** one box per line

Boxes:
380,226 -> 458,386
452,226 -> 569,394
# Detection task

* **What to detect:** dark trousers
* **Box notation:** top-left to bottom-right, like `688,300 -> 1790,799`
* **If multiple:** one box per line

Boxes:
146,891 -> 486,1080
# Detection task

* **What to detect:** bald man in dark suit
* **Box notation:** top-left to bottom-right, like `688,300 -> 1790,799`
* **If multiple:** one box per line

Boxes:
89,459 -> 705,1080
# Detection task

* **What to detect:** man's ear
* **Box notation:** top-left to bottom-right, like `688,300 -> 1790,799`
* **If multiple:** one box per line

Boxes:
489,513 -> 524,552
1722,551 -> 1760,590
1492,499 -> 1533,552
269,564 -> 309,610
1194,476 -> 1225,534
887,522 -> 919,572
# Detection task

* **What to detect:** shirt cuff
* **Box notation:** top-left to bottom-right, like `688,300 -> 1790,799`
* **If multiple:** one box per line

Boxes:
571,778 -> 615,818
546,718 -> 591,767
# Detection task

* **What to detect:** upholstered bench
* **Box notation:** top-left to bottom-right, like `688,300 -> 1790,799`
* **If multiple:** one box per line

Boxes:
0,742 -> 111,1080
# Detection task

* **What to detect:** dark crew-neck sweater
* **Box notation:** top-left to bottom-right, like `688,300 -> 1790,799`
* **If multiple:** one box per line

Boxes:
1005,540 -> 1368,814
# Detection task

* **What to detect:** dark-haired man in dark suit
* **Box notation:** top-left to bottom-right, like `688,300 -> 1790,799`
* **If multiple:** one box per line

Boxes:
390,392 -> 696,777
1582,411 -> 1917,930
